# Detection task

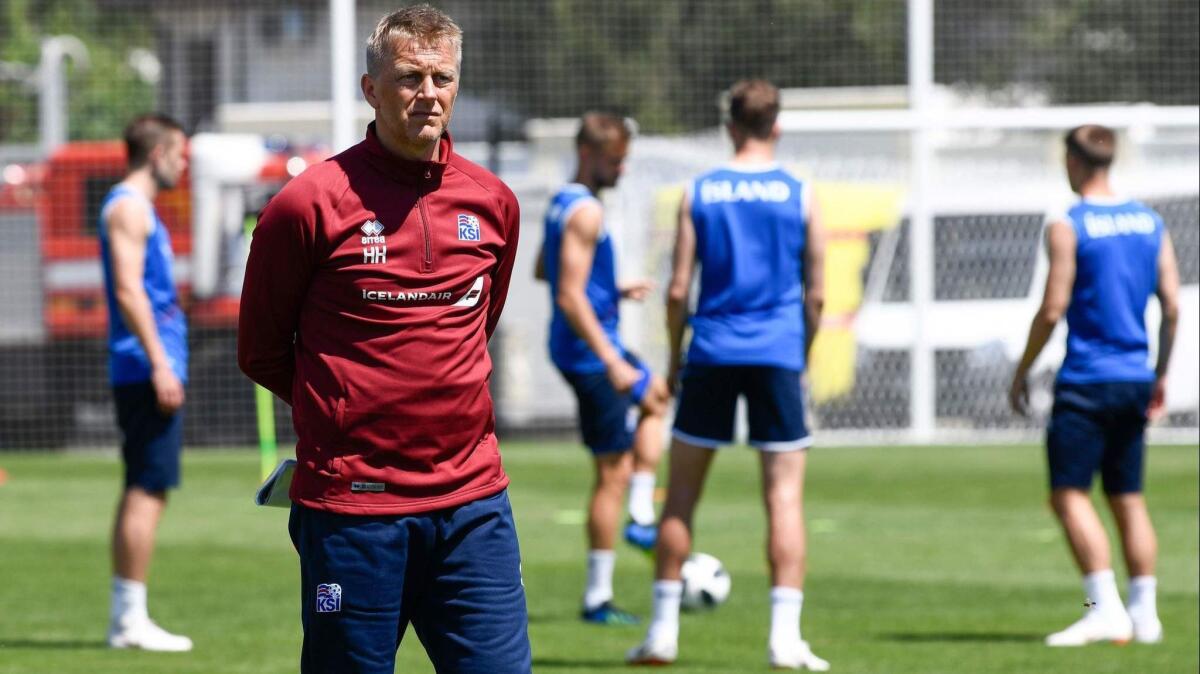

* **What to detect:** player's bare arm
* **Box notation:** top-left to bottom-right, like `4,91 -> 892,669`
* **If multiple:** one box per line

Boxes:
557,200 -> 640,394
107,197 -> 183,414
666,191 -> 697,394
802,194 -> 826,359
1010,220 -> 1077,415
1149,233 -> 1181,420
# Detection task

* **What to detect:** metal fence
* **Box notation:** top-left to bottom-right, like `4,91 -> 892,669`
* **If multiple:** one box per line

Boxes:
0,0 -> 1196,449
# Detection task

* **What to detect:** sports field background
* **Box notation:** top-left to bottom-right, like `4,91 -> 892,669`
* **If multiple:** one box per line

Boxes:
0,442 -> 1195,673
3,1 -> 1197,453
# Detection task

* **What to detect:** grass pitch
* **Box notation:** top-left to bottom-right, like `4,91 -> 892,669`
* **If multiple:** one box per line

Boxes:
0,442 -> 1196,673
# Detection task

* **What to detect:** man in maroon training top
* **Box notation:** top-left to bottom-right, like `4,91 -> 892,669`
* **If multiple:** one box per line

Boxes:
238,6 -> 530,673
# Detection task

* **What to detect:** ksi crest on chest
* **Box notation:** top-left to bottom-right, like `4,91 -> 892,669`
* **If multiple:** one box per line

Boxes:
457,213 -> 481,242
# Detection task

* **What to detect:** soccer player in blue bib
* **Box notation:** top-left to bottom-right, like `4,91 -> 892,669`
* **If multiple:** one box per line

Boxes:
1010,124 -> 1180,647
628,80 -> 829,670
99,114 -> 192,652
536,113 -> 670,625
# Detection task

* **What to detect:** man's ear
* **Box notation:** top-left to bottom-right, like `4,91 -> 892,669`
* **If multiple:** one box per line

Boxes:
361,73 -> 379,109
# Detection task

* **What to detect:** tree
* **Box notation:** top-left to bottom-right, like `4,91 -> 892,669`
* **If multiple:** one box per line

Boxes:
461,0 -> 1195,132
0,0 -> 154,145
936,0 -> 1199,105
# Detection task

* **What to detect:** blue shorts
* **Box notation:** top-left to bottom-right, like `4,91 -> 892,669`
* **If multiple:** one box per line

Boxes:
559,352 -> 649,455
288,489 -> 531,674
113,381 -> 182,492
673,365 -> 811,451
1047,381 -> 1152,494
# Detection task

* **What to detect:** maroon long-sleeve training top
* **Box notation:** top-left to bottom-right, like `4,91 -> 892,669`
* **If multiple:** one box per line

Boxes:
238,124 -> 519,515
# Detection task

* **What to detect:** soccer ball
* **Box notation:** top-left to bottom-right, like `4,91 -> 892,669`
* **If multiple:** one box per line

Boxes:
680,552 -> 731,611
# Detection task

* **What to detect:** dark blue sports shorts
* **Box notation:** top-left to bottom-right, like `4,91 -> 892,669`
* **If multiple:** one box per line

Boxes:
673,364 -> 812,451
559,352 -> 649,455
1047,380 -> 1153,494
113,381 -> 182,492
289,489 -> 531,674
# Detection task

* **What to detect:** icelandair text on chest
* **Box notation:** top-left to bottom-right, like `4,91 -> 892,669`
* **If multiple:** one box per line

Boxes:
362,289 -> 454,302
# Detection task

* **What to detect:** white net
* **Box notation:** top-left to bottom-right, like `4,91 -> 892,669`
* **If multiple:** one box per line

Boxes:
0,1 -> 1195,448
497,123 -> 1200,444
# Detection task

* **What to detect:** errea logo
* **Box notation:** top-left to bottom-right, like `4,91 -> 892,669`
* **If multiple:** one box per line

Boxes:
360,219 -> 386,265
360,219 -> 385,244
457,214 -> 481,241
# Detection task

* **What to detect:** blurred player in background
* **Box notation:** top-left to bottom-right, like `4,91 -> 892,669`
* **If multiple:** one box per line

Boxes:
1010,124 -> 1180,647
239,6 -> 530,672
535,113 -> 670,625
628,80 -> 828,670
99,113 -> 192,652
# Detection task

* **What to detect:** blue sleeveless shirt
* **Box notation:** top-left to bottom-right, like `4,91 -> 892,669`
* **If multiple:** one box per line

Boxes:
688,164 -> 809,371
543,183 -> 624,374
99,185 -> 188,385
1058,197 -> 1162,384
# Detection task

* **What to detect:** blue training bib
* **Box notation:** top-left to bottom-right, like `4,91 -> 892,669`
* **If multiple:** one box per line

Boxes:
687,164 -> 808,371
542,183 -> 624,374
99,185 -> 188,385
1057,197 -> 1162,384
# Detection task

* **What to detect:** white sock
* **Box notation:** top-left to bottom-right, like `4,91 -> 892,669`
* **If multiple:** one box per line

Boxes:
111,576 -> 148,625
628,471 -> 657,526
1127,576 -> 1158,618
769,586 -> 804,648
583,550 -> 616,610
1082,569 -> 1123,614
646,580 -> 682,645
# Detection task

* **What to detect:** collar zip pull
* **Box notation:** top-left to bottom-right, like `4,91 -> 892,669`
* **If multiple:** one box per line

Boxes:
424,169 -> 432,179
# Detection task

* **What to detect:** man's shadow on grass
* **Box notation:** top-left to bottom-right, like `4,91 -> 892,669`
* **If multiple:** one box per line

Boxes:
0,638 -> 108,650
881,631 -> 1043,644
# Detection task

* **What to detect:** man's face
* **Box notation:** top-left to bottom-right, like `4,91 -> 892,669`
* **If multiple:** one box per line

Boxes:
362,37 -> 459,159
151,130 -> 188,190
585,139 -> 629,190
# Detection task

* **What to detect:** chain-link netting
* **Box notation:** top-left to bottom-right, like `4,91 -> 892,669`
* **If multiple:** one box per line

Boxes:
497,124 -> 1198,443
0,1 -> 1196,448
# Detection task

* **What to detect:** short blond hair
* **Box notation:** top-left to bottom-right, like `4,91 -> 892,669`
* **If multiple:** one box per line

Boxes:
366,5 -> 462,77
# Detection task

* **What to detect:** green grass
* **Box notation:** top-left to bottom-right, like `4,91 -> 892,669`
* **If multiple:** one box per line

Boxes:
0,443 -> 1196,673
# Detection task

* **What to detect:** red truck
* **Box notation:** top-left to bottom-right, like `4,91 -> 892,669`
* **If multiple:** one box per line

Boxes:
0,139 -> 321,447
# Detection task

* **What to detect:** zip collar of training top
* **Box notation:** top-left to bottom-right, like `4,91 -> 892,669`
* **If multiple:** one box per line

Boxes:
362,121 -> 451,187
